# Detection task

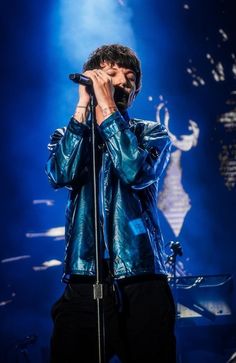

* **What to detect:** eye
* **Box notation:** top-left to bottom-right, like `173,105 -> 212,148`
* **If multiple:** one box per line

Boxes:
127,74 -> 136,83
126,77 -> 136,88
106,70 -> 116,76
128,77 -> 135,83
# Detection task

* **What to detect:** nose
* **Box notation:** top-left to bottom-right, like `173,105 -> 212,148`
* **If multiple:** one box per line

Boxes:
115,72 -> 129,88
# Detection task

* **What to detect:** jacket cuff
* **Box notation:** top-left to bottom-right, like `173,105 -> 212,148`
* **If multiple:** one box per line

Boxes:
67,117 -> 89,136
98,111 -> 129,141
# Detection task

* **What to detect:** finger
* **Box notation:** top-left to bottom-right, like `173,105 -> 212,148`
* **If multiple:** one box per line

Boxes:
82,70 -> 99,84
94,69 -> 112,83
84,69 -> 111,85
83,69 -> 102,77
83,70 -> 96,77
83,70 -> 99,85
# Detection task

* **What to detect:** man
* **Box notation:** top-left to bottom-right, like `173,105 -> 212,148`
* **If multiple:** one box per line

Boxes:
46,44 -> 176,363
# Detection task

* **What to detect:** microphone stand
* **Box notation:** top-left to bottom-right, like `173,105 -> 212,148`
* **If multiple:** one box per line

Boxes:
90,94 -> 106,363
166,241 -> 183,320
168,241 -> 183,291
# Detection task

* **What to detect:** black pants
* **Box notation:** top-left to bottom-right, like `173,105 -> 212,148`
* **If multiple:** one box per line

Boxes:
50,276 -> 176,363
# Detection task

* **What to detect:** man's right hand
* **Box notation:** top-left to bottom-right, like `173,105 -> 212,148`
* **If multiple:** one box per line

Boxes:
73,73 -> 91,124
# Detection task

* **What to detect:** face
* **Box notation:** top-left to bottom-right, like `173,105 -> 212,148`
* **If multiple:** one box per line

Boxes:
100,61 -> 137,112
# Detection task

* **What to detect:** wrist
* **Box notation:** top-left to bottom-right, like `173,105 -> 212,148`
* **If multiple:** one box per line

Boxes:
73,102 -> 89,123
77,100 -> 89,108
100,104 -> 118,119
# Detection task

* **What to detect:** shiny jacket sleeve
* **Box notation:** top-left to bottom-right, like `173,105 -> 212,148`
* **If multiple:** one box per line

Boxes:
45,117 -> 90,189
98,111 -> 171,189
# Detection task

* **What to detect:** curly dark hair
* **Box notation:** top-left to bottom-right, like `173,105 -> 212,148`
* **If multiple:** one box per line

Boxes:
83,44 -> 142,95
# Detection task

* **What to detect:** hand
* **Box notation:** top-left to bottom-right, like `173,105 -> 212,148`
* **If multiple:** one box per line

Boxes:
78,80 -> 91,108
73,82 -> 91,124
74,69 -> 117,124
83,69 -> 117,118
73,73 -> 92,123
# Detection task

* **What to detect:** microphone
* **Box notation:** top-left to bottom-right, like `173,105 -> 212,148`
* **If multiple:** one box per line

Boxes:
170,241 -> 183,256
69,73 -> 92,86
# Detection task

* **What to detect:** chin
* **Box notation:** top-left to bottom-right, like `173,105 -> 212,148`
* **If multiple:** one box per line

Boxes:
114,87 -> 130,113
116,102 -> 128,113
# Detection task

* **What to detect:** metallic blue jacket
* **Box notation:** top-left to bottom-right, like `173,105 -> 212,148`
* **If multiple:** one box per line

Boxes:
46,111 -> 171,280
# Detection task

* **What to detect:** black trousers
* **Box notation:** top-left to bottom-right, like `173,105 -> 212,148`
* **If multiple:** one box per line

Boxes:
50,275 -> 176,363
